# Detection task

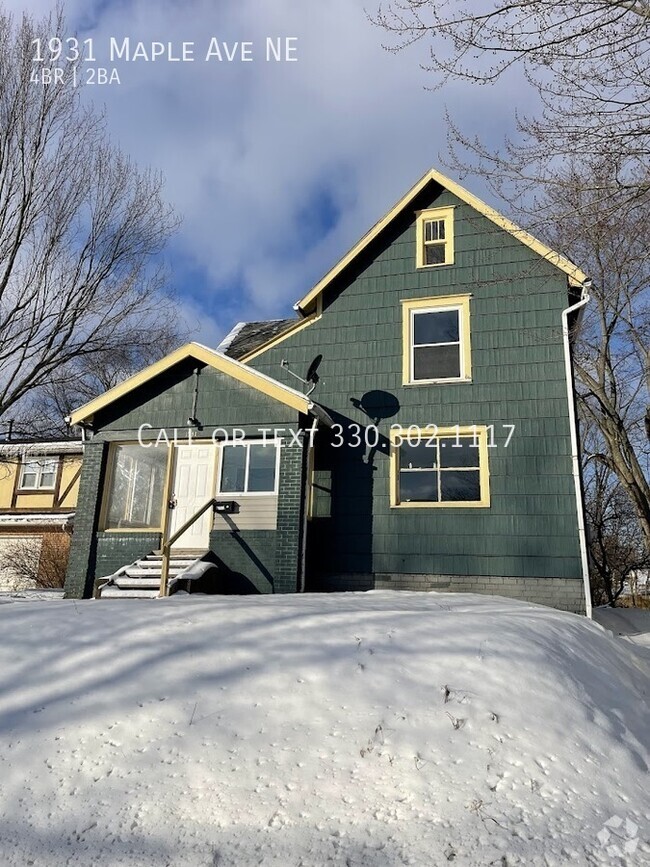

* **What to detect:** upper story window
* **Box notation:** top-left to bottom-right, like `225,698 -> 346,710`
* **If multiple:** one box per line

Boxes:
402,294 -> 472,384
19,457 -> 58,490
219,442 -> 279,495
416,206 -> 455,268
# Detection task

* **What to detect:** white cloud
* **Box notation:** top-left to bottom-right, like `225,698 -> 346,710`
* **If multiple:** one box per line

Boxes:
8,0 -> 529,341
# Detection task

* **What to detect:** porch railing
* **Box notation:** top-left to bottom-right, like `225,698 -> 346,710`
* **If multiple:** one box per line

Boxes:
160,498 -> 218,597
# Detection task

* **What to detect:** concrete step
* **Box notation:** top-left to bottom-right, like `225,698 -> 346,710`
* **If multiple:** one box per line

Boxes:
124,566 -> 187,578
100,587 -> 159,599
114,577 -> 161,589
97,550 -> 210,600
150,550 -> 206,558
142,553 -> 199,559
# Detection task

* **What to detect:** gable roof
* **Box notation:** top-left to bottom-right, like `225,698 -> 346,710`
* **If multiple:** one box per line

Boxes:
295,167 -> 589,313
67,342 -> 317,427
218,319 -> 297,360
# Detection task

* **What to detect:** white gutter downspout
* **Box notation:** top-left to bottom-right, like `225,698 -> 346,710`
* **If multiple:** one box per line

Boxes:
561,281 -> 592,618
297,418 -> 319,593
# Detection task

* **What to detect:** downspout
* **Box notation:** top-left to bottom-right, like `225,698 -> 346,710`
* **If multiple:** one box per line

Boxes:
65,419 -> 90,443
297,417 -> 318,592
561,280 -> 592,618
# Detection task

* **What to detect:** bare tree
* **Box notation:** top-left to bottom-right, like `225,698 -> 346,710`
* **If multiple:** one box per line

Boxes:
374,2 -> 650,209
23,328 -> 183,438
1,532 -> 70,589
585,454 -> 649,607
0,5 -> 184,432
538,166 -> 650,553
373,4 -> 650,585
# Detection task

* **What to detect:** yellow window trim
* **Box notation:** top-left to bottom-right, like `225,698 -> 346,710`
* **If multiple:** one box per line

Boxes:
99,439 -> 172,533
415,206 -> 455,268
389,425 -> 491,508
402,294 -> 472,385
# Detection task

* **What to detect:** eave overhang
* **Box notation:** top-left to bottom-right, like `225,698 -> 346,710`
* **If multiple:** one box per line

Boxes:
67,342 -> 319,427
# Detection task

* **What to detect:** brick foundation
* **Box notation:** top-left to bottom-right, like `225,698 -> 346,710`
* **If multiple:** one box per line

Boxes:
311,572 -> 587,614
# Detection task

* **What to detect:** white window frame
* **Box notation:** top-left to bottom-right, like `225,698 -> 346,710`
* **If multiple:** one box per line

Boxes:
19,457 -> 58,491
217,440 -> 281,497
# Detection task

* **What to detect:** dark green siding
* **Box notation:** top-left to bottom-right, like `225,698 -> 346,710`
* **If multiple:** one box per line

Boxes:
65,179 -> 585,611
94,361 -> 299,433
250,184 -> 583,592
64,362 -> 305,598
65,440 -> 108,599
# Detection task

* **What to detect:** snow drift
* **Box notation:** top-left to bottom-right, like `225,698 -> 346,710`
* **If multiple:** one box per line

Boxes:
0,591 -> 647,866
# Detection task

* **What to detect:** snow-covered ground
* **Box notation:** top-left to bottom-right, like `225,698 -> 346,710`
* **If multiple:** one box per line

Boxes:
594,606 -> 650,650
0,592 -> 647,866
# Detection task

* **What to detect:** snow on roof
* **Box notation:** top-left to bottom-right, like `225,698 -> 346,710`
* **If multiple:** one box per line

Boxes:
0,441 -> 83,458
218,319 -> 298,359
0,512 -> 75,527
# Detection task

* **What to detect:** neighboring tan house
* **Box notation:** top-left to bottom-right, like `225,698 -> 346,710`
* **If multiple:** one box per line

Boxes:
63,168 -> 592,613
0,439 -> 83,590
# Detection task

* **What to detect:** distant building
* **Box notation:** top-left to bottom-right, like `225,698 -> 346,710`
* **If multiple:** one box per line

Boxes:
0,440 -> 83,590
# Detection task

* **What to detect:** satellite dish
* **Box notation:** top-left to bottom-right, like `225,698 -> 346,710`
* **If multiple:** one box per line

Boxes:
281,353 -> 323,395
305,355 -> 322,388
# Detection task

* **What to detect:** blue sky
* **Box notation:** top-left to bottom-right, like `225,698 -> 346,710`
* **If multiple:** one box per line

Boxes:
14,0 -> 526,347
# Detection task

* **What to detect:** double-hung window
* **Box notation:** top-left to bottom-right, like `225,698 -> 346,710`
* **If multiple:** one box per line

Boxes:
19,457 -> 58,490
390,426 -> 490,508
219,442 -> 279,495
402,295 -> 472,384
416,207 -> 454,267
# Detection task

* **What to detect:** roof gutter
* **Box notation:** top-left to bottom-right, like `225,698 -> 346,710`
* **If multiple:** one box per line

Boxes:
561,280 -> 592,618
307,401 -> 334,427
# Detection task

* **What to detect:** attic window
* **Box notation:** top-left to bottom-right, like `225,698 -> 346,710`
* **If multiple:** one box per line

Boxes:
416,207 -> 455,267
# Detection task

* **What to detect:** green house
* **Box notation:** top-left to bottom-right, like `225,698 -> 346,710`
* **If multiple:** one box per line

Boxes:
64,169 -> 591,614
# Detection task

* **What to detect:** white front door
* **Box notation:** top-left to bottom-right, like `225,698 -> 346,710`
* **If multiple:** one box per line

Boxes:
169,445 -> 216,549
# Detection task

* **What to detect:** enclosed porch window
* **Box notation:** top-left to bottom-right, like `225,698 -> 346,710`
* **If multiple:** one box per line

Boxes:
104,444 -> 168,530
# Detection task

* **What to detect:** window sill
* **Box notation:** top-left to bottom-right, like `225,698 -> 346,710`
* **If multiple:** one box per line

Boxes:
17,488 -> 57,493
217,491 -> 278,498
402,378 -> 472,386
390,500 -> 490,509
100,527 -> 163,533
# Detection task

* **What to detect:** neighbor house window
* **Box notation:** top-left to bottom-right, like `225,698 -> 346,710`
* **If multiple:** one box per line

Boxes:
19,457 -> 58,490
402,294 -> 472,384
104,444 -> 168,530
219,442 -> 279,495
416,207 -> 455,267
390,426 -> 490,508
